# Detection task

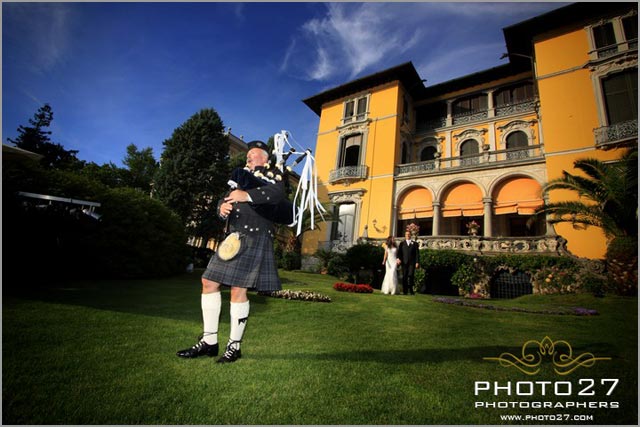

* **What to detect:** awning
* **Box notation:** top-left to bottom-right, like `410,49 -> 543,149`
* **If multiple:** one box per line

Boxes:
494,177 -> 543,215
441,182 -> 483,217
398,187 -> 433,219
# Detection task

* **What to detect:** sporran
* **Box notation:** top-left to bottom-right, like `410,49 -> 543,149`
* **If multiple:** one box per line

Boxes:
218,232 -> 242,261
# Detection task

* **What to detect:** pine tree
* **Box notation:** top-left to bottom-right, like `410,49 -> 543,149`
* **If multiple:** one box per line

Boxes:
7,104 -> 82,170
153,108 -> 231,243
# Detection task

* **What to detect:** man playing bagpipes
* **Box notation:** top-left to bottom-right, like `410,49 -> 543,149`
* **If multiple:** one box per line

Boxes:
177,133 -> 323,363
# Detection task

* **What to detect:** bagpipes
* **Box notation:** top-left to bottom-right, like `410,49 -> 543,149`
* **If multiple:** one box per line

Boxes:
227,130 -> 326,236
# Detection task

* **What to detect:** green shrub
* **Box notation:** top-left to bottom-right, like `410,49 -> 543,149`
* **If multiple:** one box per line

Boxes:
92,187 -> 189,278
419,249 -> 473,295
345,243 -> 384,272
314,248 -> 334,270
606,236 -> 638,296
414,268 -> 426,293
281,251 -> 302,271
327,253 -> 350,280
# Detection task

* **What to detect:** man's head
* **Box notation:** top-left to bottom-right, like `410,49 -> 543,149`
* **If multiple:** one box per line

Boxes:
246,140 -> 269,170
405,231 -> 411,241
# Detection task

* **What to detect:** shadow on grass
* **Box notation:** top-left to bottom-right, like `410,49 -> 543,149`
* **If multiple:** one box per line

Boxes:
2,272 -> 282,323
256,342 -> 618,365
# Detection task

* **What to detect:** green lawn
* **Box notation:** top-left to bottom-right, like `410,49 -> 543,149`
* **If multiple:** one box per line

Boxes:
3,270 -> 637,425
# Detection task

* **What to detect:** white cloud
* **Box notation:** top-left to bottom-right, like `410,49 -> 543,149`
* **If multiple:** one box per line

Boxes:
6,3 -> 74,74
416,42 -> 507,85
290,3 -> 423,81
285,2 -> 566,83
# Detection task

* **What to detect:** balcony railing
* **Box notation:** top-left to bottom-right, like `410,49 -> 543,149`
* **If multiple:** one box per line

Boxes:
416,235 -> 569,256
452,110 -> 488,125
594,119 -> 638,148
329,165 -> 369,183
416,117 -> 447,133
320,235 -> 570,256
396,145 -> 544,177
495,99 -> 537,117
593,39 -> 638,59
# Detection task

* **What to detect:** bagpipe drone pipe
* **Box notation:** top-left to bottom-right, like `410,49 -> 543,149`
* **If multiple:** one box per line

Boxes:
227,163 -> 297,226
226,130 -> 326,235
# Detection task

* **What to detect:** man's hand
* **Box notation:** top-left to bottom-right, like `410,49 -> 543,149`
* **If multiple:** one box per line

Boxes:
225,189 -> 250,204
219,189 -> 250,218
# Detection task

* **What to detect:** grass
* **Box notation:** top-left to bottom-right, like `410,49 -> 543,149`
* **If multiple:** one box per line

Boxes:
3,269 -> 638,425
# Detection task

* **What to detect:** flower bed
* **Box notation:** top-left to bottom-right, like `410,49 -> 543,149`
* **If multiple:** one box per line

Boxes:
333,282 -> 374,293
259,290 -> 332,302
432,297 -> 598,316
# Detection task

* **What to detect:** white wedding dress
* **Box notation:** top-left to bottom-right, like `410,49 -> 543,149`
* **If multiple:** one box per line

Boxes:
380,247 -> 398,295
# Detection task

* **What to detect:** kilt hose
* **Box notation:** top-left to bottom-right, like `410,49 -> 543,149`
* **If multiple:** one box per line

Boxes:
202,232 -> 282,292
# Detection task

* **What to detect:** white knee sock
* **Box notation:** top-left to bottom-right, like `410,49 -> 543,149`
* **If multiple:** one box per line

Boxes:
228,301 -> 250,350
201,292 -> 221,345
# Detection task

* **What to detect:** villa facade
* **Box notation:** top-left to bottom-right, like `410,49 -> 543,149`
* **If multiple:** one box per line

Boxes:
300,2 -> 637,259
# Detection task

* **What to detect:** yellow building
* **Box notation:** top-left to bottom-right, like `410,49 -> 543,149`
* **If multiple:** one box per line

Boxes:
301,2 -> 637,260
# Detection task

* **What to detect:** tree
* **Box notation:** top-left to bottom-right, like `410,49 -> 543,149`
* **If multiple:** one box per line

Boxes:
122,144 -> 158,193
7,104 -> 83,170
79,161 -> 127,188
534,149 -> 638,240
153,108 -> 230,242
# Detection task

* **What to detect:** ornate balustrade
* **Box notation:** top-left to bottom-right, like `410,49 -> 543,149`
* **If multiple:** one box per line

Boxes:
594,119 -> 638,148
415,235 -> 569,256
396,145 -> 544,177
328,165 -> 369,183
495,99 -> 537,117
324,235 -> 570,256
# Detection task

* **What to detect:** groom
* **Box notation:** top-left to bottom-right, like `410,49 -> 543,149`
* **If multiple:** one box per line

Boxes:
397,230 -> 419,295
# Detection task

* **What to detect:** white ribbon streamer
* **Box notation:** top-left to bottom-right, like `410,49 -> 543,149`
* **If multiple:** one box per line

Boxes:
272,130 -> 326,236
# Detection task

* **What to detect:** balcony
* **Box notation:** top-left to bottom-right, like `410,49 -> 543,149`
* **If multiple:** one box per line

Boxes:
319,235 -> 569,256
594,119 -> 638,149
417,235 -> 569,256
452,109 -> 488,126
592,39 -> 638,60
395,145 -> 544,177
495,99 -> 537,117
329,165 -> 369,184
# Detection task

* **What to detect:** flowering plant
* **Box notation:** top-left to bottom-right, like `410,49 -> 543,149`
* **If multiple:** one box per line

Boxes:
406,222 -> 420,235
466,220 -> 480,235
532,265 -> 578,294
466,220 -> 480,230
333,283 -> 374,293
260,289 -> 332,302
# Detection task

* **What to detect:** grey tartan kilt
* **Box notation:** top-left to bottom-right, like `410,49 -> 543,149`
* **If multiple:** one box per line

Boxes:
202,232 -> 282,292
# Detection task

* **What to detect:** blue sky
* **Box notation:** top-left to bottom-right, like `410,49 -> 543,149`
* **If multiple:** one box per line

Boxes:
3,2 -> 568,167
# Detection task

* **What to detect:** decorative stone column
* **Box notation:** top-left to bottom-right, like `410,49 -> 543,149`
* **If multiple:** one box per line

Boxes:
487,89 -> 495,118
432,201 -> 441,236
482,197 -> 493,237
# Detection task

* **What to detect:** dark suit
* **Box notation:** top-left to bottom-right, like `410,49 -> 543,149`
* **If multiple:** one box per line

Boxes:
398,239 -> 418,294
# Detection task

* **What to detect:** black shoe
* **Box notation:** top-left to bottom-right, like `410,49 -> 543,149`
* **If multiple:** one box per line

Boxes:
216,345 -> 242,364
176,336 -> 219,358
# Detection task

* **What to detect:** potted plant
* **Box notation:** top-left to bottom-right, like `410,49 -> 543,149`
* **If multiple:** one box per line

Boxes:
466,220 -> 480,236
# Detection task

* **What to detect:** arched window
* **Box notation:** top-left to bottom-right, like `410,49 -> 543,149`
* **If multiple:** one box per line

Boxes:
506,131 -> 529,159
331,203 -> 356,243
602,69 -> 638,125
339,134 -> 362,167
420,146 -> 437,162
460,139 -> 479,166
453,94 -> 488,115
495,83 -> 535,106
401,141 -> 410,164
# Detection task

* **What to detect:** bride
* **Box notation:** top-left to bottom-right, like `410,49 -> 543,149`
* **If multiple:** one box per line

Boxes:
380,236 -> 398,295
